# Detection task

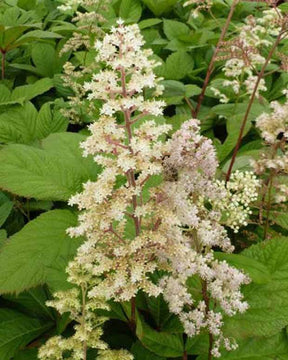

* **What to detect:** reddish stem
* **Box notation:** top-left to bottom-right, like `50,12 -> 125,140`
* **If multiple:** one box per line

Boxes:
194,0 -> 239,117
183,350 -> 188,360
225,30 -> 284,182
202,281 -> 214,360
130,296 -> 136,331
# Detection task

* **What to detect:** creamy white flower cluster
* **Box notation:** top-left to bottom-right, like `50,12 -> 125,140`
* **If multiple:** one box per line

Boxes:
163,120 -> 259,232
42,21 -> 255,359
253,90 -> 288,203
59,0 -> 110,124
256,91 -> 288,144
39,287 -> 109,360
39,261 -> 134,359
67,20 -> 171,302
214,171 -> 259,232
160,119 -> 253,357
212,8 -> 282,103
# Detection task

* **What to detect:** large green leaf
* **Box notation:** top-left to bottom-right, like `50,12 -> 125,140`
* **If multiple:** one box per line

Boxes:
31,43 -> 61,77
11,78 -> 54,102
0,134 -> 100,200
136,316 -> 184,357
141,0 -> 179,16
0,25 -> 32,50
35,103 -> 68,139
0,308 -> 52,360
0,102 -> 38,144
159,52 -> 194,80
0,199 -> 13,227
12,30 -> 62,48
196,332 -> 288,360
214,252 -> 271,284
220,331 -> 288,360
223,237 -> 288,338
163,20 -> 190,41
270,211 -> 288,230
0,80 -> 54,107
2,286 -> 54,320
0,100 -> 67,144
41,132 -> 101,180
13,348 -> 38,360
0,210 -> 82,293
131,341 -> 166,360
213,101 -> 269,161
120,0 -> 142,22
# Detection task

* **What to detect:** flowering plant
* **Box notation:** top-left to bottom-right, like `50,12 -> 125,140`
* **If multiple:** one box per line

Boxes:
0,1 -> 288,360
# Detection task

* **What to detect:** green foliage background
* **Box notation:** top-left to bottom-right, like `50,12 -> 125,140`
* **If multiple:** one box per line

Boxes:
0,0 -> 288,359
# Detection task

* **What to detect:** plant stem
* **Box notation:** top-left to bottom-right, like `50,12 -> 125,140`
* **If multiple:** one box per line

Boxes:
194,0 -> 239,117
183,350 -> 188,360
201,281 -> 213,360
1,50 -> 5,80
184,96 -> 195,117
120,48 -> 140,332
130,296 -> 136,331
81,285 -> 87,360
225,30 -> 284,182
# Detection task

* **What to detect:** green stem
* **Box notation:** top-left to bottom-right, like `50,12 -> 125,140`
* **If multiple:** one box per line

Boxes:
81,285 -> 87,360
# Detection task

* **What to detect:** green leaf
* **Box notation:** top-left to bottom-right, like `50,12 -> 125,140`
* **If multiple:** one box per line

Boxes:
161,52 -> 194,80
131,341 -> 166,360
161,80 -> 186,104
2,286 -> 54,320
145,295 -> 170,328
136,316 -> 184,357
166,114 -> 190,132
214,252 -> 271,284
14,29 -> 62,44
0,200 -> 13,227
270,212 -> 288,230
217,332 -> 288,360
17,0 -> 37,10
0,308 -> 52,360
0,84 -> 11,103
0,210 -> 82,294
0,25 -> 30,49
142,0 -> 179,16
223,237 -> 288,338
163,20 -> 190,41
222,151 -> 261,173
0,102 -> 38,144
0,100 -> 67,144
9,63 -> 43,76
31,42 -> 63,78
139,18 -> 162,30
41,132 -> 101,180
36,103 -> 68,139
185,84 -> 201,97
214,101 -> 269,161
11,78 -> 54,102
13,348 -> 38,360
0,134 -> 100,200
120,0 -> 142,22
